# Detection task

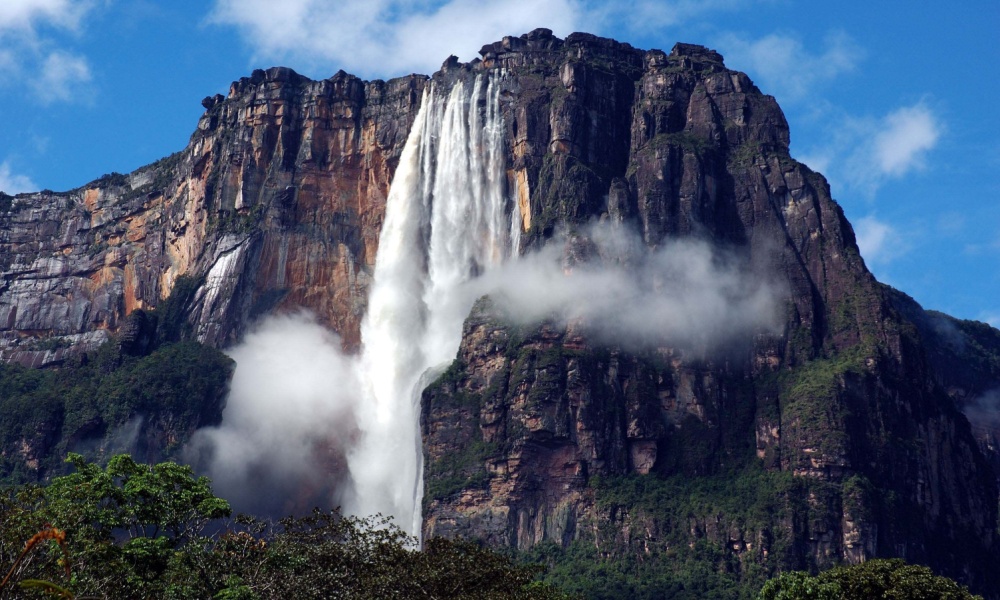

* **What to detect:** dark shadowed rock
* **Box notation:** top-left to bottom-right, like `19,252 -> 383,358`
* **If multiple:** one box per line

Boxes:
410,31 -> 1000,595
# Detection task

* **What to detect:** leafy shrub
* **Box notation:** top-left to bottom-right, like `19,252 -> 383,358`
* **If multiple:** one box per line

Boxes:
757,559 -> 982,600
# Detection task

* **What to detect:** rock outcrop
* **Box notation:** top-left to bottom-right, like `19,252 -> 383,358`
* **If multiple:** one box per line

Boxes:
0,67 -> 426,364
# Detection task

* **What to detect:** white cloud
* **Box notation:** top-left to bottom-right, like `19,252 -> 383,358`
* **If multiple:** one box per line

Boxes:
208,0 -> 777,78
846,102 -> 942,195
854,215 -> 906,266
716,31 -> 863,101
208,0 -> 581,78
801,101 -> 942,197
0,0 -> 96,103
0,0 -> 89,33
872,103 -> 941,177
0,160 -> 36,194
31,49 -> 91,104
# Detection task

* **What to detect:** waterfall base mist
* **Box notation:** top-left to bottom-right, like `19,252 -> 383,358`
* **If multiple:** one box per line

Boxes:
185,312 -> 360,517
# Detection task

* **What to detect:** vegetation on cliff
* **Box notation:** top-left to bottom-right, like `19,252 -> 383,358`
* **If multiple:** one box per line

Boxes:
0,277 -> 233,484
0,341 -> 233,483
524,469 -> 987,600
521,468 -> 828,599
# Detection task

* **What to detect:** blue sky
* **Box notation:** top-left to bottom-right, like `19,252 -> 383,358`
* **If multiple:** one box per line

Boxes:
0,0 -> 997,325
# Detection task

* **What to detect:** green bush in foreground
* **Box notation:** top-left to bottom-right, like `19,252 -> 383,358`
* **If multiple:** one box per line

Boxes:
757,558 -> 982,600
0,454 -> 573,599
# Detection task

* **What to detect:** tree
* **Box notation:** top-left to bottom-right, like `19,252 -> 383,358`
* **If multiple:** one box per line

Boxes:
1,454 -> 574,599
1,453 -> 230,598
45,453 -> 231,542
757,559 -> 982,600
189,510 -> 576,600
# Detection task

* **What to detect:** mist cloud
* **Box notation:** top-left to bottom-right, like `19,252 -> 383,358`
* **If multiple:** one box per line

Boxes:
187,312 -> 361,516
964,389 -> 1000,433
474,223 -> 784,351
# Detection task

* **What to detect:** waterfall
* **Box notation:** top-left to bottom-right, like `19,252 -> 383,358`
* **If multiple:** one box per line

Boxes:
347,71 -> 521,538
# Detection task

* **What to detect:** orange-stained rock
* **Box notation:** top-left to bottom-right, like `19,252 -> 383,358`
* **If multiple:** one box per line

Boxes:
0,67 -> 426,362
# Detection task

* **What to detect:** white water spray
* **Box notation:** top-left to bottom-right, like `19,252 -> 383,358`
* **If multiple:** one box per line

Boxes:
347,71 -> 521,538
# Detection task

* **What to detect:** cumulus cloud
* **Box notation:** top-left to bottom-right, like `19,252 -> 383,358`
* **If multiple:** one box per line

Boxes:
186,312 -> 361,516
801,101 -> 943,197
871,103 -> 941,177
0,160 -> 36,194
854,214 -> 906,266
847,102 -> 942,194
31,49 -> 91,104
208,0 -> 581,78
716,31 -> 863,101
472,223 -> 784,351
0,0 -> 96,103
0,0 -> 90,33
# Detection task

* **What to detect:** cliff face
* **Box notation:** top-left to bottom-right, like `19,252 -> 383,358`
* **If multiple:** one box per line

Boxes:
1,28 -> 999,595
416,31 -> 999,593
0,67 -> 425,366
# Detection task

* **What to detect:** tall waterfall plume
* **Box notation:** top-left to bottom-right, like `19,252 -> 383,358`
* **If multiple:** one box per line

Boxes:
347,71 -> 522,538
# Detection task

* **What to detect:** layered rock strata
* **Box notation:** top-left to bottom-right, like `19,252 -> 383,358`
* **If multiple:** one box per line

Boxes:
0,68 -> 425,364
